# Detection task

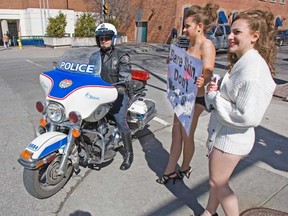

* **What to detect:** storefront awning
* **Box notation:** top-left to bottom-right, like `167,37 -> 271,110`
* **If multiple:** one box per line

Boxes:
218,11 -> 228,23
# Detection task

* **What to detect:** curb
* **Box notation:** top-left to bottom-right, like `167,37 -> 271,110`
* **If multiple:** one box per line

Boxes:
274,83 -> 288,100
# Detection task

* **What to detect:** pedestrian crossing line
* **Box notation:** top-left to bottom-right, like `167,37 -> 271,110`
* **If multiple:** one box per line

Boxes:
152,116 -> 170,126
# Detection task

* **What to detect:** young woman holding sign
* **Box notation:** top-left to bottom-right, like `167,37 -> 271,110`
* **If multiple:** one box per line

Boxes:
157,2 -> 219,184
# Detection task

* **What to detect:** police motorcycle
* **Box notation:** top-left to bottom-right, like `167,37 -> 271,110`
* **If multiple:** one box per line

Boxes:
18,47 -> 156,199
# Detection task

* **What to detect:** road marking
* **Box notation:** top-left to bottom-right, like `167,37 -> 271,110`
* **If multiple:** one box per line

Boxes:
152,72 -> 167,78
152,116 -> 170,126
26,60 -> 45,67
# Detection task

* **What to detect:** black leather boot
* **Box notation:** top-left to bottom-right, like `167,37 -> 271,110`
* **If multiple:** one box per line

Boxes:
120,132 -> 133,171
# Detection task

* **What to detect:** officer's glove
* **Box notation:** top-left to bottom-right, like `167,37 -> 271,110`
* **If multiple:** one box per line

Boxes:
118,74 -> 131,94
116,85 -> 126,95
125,80 -> 134,91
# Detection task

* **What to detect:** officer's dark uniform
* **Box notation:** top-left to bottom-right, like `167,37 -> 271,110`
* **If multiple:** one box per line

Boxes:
89,46 -> 133,170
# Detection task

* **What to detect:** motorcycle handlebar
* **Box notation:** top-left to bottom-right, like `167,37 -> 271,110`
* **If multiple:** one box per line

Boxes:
111,80 -> 126,86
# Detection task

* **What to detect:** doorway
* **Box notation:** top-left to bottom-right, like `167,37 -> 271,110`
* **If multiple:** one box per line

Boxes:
8,20 -> 18,46
136,22 -> 147,43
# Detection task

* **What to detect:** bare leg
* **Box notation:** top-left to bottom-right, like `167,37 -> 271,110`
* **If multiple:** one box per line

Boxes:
164,114 -> 183,174
181,104 -> 205,170
206,148 -> 242,216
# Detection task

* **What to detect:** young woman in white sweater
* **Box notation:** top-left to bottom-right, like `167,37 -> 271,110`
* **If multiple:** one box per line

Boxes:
202,10 -> 277,216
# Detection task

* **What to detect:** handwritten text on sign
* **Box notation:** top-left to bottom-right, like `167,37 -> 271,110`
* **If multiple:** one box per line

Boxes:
167,44 -> 203,136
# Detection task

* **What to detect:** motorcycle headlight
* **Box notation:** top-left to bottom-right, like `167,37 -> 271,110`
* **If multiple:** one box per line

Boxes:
94,104 -> 110,121
46,103 -> 65,123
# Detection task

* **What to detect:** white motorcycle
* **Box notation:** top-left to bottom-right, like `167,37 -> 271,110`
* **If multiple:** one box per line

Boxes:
18,48 -> 156,199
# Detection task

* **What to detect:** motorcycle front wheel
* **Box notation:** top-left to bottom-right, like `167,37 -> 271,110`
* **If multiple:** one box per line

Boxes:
23,155 -> 73,199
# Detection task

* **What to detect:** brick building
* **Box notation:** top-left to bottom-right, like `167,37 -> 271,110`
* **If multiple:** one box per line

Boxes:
0,0 -> 287,44
126,0 -> 288,43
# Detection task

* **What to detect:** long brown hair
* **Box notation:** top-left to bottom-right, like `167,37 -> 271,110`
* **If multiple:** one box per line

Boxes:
228,9 -> 277,76
185,2 -> 219,34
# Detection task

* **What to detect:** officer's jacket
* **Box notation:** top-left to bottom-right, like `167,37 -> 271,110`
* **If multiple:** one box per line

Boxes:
100,48 -> 132,84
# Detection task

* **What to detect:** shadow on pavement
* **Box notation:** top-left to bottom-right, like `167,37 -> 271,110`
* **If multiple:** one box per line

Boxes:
247,126 -> 288,172
133,123 -> 288,215
135,128 -> 205,216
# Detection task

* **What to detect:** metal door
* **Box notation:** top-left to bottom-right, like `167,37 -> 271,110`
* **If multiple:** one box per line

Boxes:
136,22 -> 147,43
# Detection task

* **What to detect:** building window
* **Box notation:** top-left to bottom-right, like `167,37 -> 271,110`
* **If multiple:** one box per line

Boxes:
270,0 -> 276,2
279,0 -> 285,4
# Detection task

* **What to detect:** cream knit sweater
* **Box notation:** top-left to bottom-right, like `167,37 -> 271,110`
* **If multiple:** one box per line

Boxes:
205,49 -> 276,155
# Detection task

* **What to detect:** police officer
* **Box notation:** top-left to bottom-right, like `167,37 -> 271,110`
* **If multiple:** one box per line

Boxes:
90,23 -> 133,170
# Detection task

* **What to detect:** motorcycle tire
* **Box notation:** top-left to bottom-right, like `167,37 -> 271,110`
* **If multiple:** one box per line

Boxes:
23,155 -> 73,199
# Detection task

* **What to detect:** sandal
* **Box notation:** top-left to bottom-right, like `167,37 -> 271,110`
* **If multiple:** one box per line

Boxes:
177,166 -> 193,179
156,171 -> 178,185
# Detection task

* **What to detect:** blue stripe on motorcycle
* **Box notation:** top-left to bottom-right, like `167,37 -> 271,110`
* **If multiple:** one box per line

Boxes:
38,137 -> 68,159
42,69 -> 112,99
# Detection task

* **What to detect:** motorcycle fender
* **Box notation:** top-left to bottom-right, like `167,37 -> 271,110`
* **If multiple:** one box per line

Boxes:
26,132 -> 68,160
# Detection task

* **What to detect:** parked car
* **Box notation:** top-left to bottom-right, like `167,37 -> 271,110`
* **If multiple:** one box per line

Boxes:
276,29 -> 288,46
176,35 -> 190,50
176,24 -> 231,50
206,24 -> 230,50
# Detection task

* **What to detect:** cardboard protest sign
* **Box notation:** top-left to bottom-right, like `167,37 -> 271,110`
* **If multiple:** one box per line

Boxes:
167,44 -> 203,136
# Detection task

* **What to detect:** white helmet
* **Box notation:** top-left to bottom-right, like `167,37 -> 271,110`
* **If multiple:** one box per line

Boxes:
95,23 -> 118,47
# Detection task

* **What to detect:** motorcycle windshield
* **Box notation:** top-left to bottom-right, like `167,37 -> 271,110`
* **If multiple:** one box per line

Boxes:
41,47 -> 114,100
40,47 -> 118,119
56,47 -> 102,76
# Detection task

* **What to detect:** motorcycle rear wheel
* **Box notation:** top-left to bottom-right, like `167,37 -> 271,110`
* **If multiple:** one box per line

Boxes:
23,156 -> 73,199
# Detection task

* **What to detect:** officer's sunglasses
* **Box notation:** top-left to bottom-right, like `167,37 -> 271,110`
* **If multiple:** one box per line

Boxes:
99,36 -> 111,41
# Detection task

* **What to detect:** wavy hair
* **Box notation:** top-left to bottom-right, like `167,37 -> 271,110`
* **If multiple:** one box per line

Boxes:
184,2 -> 219,34
228,9 -> 277,76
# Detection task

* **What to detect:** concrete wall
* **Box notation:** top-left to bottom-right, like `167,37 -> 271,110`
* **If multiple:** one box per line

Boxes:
0,8 -> 85,37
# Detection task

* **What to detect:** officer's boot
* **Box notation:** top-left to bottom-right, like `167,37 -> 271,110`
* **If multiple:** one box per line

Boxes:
120,131 -> 134,171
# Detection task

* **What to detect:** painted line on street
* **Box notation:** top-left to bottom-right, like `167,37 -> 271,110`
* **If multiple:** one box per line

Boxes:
26,59 -> 45,67
152,116 -> 170,126
152,72 -> 167,78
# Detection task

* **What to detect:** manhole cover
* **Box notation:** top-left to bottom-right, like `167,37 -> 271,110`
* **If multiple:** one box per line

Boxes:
240,208 -> 288,216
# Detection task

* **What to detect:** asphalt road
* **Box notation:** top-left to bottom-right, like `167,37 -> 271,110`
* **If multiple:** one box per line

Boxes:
0,45 -> 173,216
